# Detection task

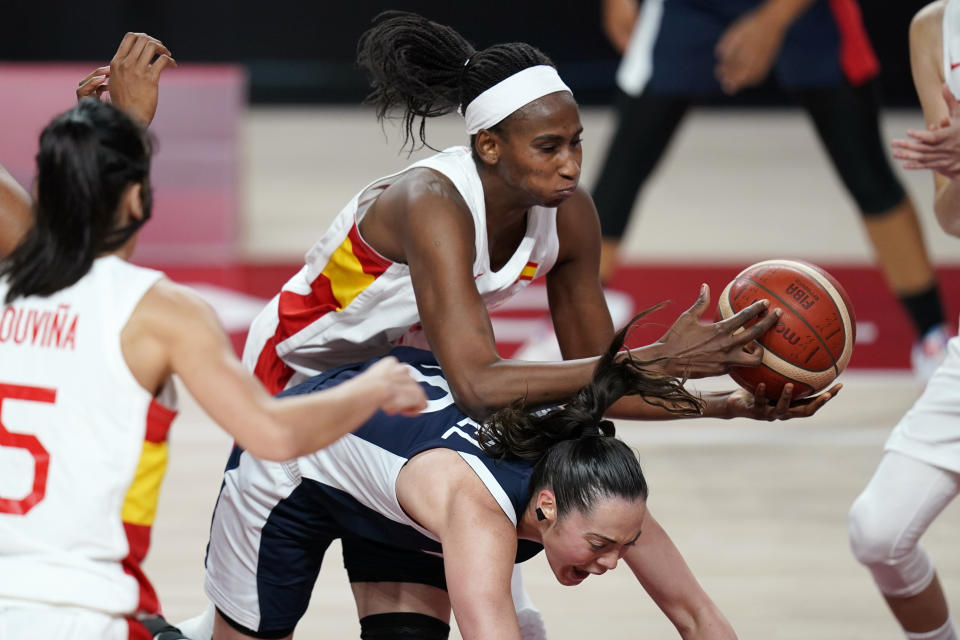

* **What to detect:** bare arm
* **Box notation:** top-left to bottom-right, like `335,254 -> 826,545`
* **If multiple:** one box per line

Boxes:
397,449 -> 522,640
891,2 -> 960,236
602,0 -> 640,54
625,512 -> 737,639
0,164 -> 31,257
123,279 -> 426,461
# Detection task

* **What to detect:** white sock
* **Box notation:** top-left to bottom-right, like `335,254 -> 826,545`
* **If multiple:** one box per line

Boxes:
175,602 -> 215,640
906,618 -> 958,640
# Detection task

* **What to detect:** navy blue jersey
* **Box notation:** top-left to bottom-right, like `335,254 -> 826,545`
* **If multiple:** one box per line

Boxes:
271,346 -> 542,562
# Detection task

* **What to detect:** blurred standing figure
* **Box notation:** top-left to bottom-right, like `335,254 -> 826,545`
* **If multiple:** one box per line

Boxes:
849,2 -> 960,639
595,0 -> 951,381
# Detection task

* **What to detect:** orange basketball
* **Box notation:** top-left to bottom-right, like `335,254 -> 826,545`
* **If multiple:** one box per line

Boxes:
716,259 -> 856,400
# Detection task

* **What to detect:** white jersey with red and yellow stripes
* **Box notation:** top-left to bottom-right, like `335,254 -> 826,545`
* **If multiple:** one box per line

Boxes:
0,255 -> 177,618
243,145 -> 561,392
944,0 -> 960,96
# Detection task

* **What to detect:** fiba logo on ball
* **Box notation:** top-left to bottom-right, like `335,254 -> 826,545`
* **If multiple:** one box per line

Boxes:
717,259 -> 857,400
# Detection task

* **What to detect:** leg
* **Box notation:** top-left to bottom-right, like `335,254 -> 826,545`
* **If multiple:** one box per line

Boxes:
343,535 -> 452,639
591,90 -> 690,282
794,81 -> 947,342
849,451 -> 960,637
205,453 -> 335,639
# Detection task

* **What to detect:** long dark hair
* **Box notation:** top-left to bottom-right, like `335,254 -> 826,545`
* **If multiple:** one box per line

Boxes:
478,309 -> 703,516
357,11 -> 554,151
2,98 -> 152,303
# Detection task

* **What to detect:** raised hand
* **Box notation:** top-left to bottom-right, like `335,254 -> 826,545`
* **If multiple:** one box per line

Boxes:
649,284 -> 780,379
76,66 -> 111,102
891,83 -> 960,179
710,382 -> 842,420
102,32 -> 177,125
360,356 -> 428,416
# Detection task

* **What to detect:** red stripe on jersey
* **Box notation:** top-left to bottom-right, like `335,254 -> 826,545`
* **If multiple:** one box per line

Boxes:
144,399 -> 177,444
127,619 -> 153,640
347,223 -> 392,277
122,521 -> 160,616
828,0 -> 879,86
277,278 -> 339,340
253,332 -> 295,394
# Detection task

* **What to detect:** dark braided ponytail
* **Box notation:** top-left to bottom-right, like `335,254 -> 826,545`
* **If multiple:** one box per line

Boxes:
478,306 -> 704,517
357,11 -> 554,151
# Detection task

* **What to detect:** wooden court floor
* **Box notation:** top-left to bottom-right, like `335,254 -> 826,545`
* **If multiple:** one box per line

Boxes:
144,106 -> 960,638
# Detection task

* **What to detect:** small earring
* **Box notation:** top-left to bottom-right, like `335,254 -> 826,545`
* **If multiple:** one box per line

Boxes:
536,507 -> 546,522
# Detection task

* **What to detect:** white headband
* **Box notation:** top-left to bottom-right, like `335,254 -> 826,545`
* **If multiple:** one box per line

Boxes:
462,65 -> 572,135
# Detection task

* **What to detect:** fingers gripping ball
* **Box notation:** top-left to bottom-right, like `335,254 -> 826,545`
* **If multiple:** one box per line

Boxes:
717,259 -> 856,400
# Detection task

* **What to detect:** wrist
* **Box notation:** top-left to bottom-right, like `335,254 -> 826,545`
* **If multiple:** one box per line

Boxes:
699,393 -> 733,419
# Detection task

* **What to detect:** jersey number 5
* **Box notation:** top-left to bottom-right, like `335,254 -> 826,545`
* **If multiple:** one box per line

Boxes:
0,383 -> 56,515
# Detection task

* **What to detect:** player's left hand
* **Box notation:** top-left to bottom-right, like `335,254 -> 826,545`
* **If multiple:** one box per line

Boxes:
714,9 -> 786,95
717,382 -> 842,420
891,83 -> 960,179
76,66 -> 111,102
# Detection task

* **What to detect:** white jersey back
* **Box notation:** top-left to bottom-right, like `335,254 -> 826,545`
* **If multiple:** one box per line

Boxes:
0,255 -> 177,617
945,0 -> 960,96
243,145 -> 562,392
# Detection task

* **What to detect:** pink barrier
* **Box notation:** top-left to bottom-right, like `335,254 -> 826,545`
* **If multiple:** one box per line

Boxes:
0,63 -> 246,263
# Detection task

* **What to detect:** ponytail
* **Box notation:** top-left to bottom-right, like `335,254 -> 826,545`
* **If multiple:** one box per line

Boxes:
478,306 -> 702,462
357,11 -> 554,151
478,306 -> 703,518
1,99 -> 152,303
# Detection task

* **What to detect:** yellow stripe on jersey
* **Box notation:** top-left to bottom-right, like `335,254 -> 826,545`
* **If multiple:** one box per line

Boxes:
324,235 -> 377,311
520,263 -> 537,280
121,441 -> 168,527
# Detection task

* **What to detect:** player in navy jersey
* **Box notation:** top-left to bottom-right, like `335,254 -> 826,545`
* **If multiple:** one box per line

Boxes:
205,315 -> 738,640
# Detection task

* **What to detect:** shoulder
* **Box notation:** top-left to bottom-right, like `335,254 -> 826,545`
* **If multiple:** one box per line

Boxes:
131,277 -> 221,340
911,1 -> 945,54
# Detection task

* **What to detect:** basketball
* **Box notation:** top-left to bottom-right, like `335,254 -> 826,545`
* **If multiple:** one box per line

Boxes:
716,259 -> 856,400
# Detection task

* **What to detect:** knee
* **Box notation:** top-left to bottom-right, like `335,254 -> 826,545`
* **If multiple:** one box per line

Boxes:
848,492 -> 907,566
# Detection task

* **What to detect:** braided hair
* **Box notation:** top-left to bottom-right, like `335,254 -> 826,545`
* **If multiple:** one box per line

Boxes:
357,11 -> 554,151
478,307 -> 703,516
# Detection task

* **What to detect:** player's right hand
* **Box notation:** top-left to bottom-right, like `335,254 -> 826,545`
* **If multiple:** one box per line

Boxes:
362,356 -> 428,416
649,283 -> 781,379
106,32 -> 177,125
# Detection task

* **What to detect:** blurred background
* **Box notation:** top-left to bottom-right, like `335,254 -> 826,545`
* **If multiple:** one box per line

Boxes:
3,4 -> 960,637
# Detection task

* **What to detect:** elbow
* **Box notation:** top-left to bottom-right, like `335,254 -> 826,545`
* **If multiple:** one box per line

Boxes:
238,421 -> 311,462
447,371 -> 499,422
934,205 -> 960,238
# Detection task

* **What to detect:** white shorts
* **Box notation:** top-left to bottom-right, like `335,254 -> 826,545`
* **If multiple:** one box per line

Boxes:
0,604 -> 146,640
885,335 -> 960,473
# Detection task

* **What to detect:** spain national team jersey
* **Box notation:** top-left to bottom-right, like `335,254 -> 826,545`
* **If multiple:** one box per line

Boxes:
0,256 -> 177,618
242,146 -> 562,393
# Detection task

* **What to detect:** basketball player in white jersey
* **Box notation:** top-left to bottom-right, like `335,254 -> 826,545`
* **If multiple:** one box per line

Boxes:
0,33 -> 426,640
199,11 -> 842,640
849,3 -> 960,639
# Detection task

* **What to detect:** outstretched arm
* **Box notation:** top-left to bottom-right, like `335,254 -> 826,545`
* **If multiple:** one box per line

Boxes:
124,279 -> 426,461
625,512 -> 737,639
397,448 -> 523,640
